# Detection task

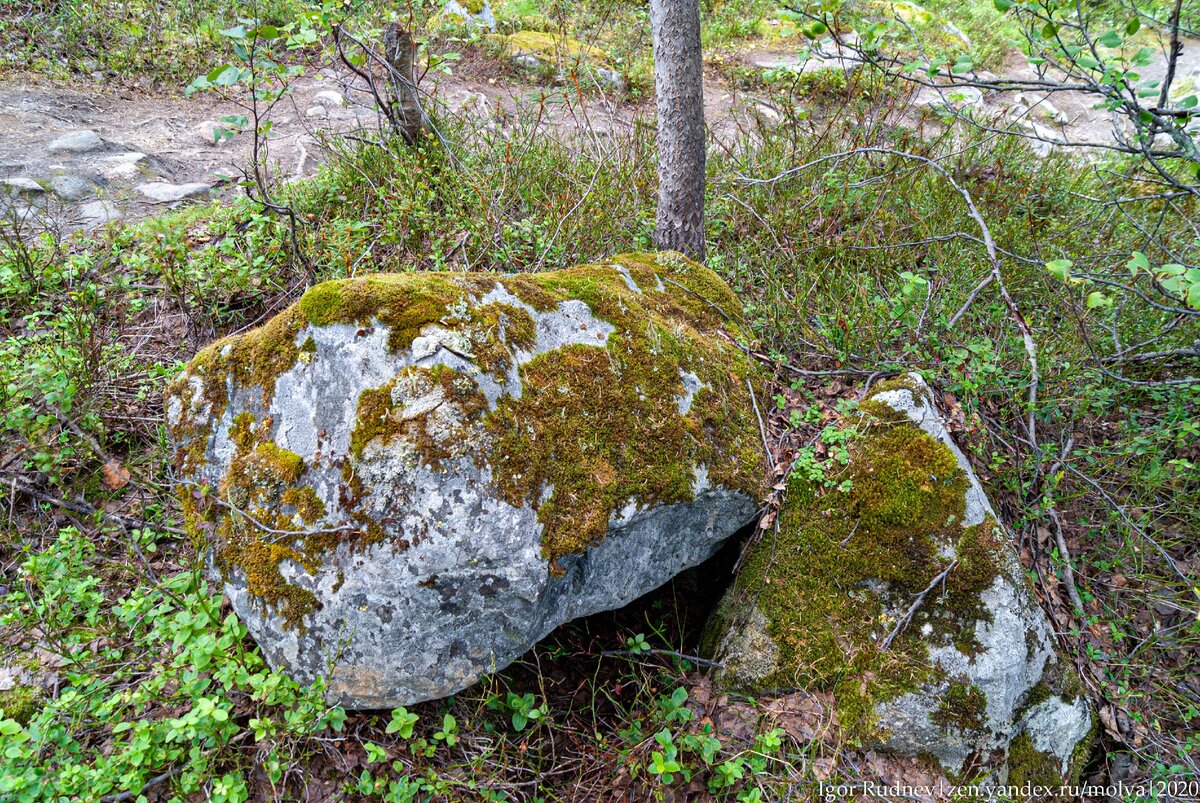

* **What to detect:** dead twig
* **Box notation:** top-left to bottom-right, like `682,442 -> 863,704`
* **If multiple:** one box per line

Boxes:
881,559 -> 958,650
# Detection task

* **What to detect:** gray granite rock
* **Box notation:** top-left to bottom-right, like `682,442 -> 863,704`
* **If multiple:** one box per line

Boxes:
166,253 -> 765,708
443,0 -> 496,31
47,130 -> 103,154
2,177 -> 44,195
194,120 -> 231,146
98,152 -> 147,181
703,373 -> 1094,783
50,174 -> 94,201
312,90 -> 345,108
136,182 -> 211,202
76,200 -> 123,229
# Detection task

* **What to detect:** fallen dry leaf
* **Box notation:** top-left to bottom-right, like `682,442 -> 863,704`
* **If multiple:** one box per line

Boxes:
101,461 -> 131,491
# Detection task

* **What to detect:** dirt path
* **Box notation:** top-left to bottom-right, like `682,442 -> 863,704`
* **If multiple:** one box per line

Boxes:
1,30 -> 1194,234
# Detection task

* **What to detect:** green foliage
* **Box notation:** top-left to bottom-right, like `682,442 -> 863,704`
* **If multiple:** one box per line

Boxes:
0,528 -> 346,801
0,0 -> 319,83
487,691 -> 549,731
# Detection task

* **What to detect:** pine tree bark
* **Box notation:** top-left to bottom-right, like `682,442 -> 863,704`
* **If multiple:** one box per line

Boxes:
649,0 -> 706,262
382,24 -> 428,145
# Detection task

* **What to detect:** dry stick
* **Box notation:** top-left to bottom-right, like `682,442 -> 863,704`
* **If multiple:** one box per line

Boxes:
1045,437 -> 1085,613
4,473 -> 185,536
659,277 -> 732,322
881,559 -> 958,650
175,479 -> 357,543
1061,462 -> 1190,584
1047,507 -> 1085,612
747,377 -> 775,472
1157,0 -> 1185,114
97,766 -> 185,803
43,402 -> 161,491
600,648 -> 725,669
947,273 -> 995,329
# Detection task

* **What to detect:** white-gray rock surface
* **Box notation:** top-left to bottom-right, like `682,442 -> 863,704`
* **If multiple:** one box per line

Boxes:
136,181 -> 211,202
166,254 -> 764,708
705,374 -> 1093,782
47,130 -> 103,154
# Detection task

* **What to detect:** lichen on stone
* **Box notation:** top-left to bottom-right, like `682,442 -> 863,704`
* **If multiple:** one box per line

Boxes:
703,374 -> 1094,782
350,363 -> 490,467
167,251 -> 766,629
483,255 -> 763,572
707,413 -> 976,736
931,680 -> 988,733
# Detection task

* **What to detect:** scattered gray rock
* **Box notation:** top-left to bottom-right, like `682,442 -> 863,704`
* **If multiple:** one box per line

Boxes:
305,105 -> 328,119
1037,99 -> 1069,125
312,90 -> 346,108
915,85 -> 984,112
166,253 -> 765,709
442,0 -> 496,31
511,54 -> 544,74
76,200 -> 123,229
98,152 -> 147,181
194,120 -> 231,147
753,102 -> 783,124
2,177 -> 45,195
1019,119 -> 1060,157
47,129 -> 103,154
594,67 -> 625,92
943,22 -> 972,50
50,175 -> 94,201
136,182 -> 211,203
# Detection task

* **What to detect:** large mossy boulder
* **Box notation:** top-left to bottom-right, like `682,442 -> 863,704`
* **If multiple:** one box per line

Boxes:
166,252 -> 765,708
702,374 -> 1094,783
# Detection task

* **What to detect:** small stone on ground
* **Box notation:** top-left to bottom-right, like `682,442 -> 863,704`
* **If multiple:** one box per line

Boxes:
47,130 -> 104,154
136,182 -> 211,202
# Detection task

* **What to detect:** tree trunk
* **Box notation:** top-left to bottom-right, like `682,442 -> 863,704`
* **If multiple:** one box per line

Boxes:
649,0 -> 706,262
382,24 -> 428,145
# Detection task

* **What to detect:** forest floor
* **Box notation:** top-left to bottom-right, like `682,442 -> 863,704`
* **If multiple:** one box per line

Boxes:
0,2 -> 1198,801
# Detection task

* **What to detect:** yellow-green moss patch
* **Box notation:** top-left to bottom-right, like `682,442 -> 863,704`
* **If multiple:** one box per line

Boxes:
498,30 -> 612,67
0,684 -> 39,725
931,680 -> 988,733
485,255 -> 764,573
710,405 -> 995,738
172,252 -> 767,627
1006,733 -> 1063,789
350,364 -> 490,467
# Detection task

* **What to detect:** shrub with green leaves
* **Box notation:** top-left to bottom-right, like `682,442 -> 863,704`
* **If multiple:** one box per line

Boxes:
0,528 -> 345,801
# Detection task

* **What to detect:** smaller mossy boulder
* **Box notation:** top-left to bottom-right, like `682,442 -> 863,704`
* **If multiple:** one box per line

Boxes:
433,0 -> 496,32
487,30 -> 624,89
166,252 -> 765,708
702,374 -> 1094,783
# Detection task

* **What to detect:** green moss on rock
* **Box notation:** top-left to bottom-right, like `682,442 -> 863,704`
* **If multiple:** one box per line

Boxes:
705,391 -> 1009,738
1006,733 -> 1063,789
932,680 -> 988,733
0,684 -> 39,725
498,30 -> 612,68
350,363 -> 490,468
485,255 -> 764,572
169,252 -> 766,628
